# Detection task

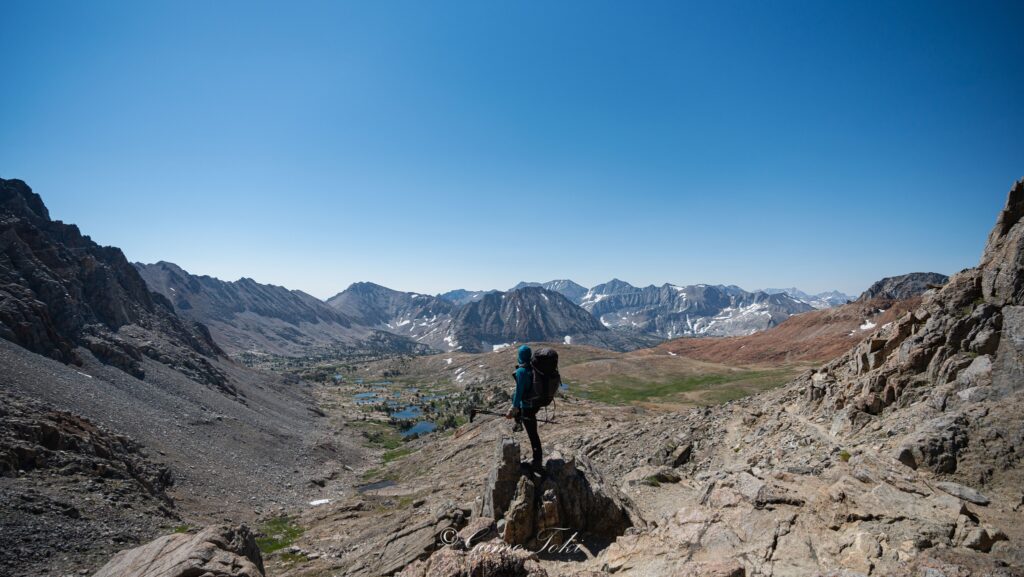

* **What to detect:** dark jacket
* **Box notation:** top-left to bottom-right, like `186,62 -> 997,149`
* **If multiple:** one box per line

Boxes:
511,345 -> 533,409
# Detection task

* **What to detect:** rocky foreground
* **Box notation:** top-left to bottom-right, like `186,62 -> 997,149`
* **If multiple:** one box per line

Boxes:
90,179 -> 1024,577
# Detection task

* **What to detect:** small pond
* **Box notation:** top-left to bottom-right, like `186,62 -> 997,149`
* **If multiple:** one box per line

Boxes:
392,406 -> 422,420
402,421 -> 437,437
356,479 -> 397,493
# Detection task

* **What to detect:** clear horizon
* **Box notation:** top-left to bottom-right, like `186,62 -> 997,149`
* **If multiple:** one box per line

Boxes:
2,1 -> 1022,299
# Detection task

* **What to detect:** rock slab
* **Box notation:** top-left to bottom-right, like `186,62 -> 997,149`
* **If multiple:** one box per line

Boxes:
92,525 -> 265,577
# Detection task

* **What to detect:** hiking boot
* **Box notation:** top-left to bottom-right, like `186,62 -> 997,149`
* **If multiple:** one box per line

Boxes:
530,459 -> 545,476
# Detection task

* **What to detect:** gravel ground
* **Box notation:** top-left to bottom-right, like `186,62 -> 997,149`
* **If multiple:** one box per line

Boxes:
0,339 -> 342,576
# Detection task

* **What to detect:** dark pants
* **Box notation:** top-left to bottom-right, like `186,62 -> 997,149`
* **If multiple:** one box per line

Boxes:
521,407 -> 542,465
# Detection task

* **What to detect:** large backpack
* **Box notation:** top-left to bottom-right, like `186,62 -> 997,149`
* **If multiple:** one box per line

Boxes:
527,347 -> 561,408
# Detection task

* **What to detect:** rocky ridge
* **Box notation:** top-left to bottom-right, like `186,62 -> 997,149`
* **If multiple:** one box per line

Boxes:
857,272 -> 950,302
135,261 -> 428,357
328,282 -> 456,334
0,178 -> 227,389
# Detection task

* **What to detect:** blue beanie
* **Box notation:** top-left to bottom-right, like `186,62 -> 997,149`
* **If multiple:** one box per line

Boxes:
517,345 -> 532,366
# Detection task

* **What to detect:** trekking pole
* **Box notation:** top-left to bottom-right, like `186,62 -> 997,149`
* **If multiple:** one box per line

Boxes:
468,407 -> 557,424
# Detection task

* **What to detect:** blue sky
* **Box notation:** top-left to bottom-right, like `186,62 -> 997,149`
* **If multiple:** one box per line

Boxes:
2,1 -> 1022,298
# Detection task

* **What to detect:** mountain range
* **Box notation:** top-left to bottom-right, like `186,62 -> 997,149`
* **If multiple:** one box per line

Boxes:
435,280 -> 859,343
324,278 -> 864,352
577,280 -> 816,338
326,282 -> 658,353
134,271 -> 936,355
857,271 -> 950,301
0,176 -> 944,360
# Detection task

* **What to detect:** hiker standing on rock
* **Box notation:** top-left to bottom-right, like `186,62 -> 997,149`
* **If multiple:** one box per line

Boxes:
507,345 -> 544,472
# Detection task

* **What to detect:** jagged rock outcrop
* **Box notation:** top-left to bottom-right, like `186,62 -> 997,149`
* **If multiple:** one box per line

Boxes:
798,181 -> 1024,471
0,390 -> 172,498
562,397 -> 1019,576
857,272 -> 949,301
483,439 -> 523,520
0,178 -> 228,388
0,390 -> 178,576
92,525 -> 265,577
481,439 -> 635,550
398,545 -> 547,577
396,438 -> 635,577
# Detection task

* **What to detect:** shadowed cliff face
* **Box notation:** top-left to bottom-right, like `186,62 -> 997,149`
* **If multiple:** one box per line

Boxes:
0,178 -> 225,386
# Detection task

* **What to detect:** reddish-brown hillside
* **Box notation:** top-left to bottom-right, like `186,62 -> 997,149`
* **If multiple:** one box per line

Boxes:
645,296 -> 922,365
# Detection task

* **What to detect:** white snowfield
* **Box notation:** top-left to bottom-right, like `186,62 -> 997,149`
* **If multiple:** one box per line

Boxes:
443,334 -> 459,349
